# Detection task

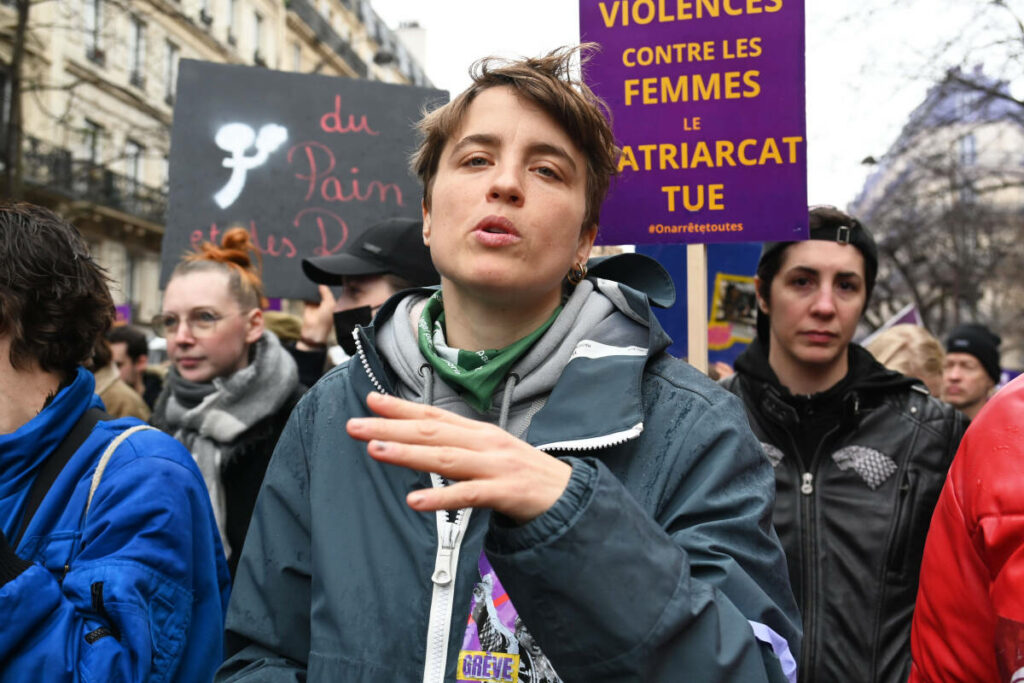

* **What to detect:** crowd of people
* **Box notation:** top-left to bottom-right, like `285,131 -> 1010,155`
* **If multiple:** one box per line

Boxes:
1,44 -> 1021,682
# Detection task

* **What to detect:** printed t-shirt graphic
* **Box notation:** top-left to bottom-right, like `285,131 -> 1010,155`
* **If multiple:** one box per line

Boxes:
458,553 -> 561,683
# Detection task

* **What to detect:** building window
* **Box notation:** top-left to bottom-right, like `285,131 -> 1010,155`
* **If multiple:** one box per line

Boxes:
199,0 -> 213,25
0,68 -> 8,151
80,119 -> 103,164
954,91 -> 975,121
227,0 -> 237,44
129,17 -> 146,89
125,139 -> 144,187
164,41 -> 179,104
958,133 -> 977,167
201,0 -> 216,26
84,0 -> 104,65
252,11 -> 264,64
124,249 -> 136,310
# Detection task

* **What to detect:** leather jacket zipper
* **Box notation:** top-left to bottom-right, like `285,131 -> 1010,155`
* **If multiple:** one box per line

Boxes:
795,421 -> 841,680
796,457 -> 818,678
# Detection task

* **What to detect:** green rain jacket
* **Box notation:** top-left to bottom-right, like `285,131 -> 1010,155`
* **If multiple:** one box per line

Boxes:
218,273 -> 801,682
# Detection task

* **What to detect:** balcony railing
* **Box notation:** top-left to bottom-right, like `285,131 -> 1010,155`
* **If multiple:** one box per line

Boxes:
288,0 -> 368,79
21,136 -> 167,224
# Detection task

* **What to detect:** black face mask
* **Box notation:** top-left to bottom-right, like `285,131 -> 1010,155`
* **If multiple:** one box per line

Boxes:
334,306 -> 373,356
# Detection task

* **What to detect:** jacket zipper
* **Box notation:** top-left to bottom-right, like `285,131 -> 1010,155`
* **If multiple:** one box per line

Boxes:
537,422 -> 644,452
358,327 -> 639,678
353,329 -> 387,394
355,334 -> 468,681
796,421 -> 842,680
422,474 -> 472,683
356,325 -> 644,455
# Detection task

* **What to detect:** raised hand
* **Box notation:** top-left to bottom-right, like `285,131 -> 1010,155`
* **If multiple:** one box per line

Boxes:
347,392 -> 572,524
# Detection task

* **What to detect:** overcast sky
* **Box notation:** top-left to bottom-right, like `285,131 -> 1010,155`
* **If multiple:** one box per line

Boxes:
369,0 -> 974,209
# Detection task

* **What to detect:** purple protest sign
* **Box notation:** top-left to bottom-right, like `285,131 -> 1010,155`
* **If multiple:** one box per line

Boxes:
114,304 -> 133,324
580,0 -> 808,245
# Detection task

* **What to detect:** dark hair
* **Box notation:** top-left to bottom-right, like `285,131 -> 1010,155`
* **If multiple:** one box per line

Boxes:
89,337 -> 113,371
755,247 -> 785,308
107,325 -> 149,360
411,44 -> 619,232
0,201 -> 115,377
170,226 -> 267,310
381,273 -> 415,293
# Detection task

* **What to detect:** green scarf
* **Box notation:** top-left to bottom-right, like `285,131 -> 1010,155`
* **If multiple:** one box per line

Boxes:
417,291 -> 561,413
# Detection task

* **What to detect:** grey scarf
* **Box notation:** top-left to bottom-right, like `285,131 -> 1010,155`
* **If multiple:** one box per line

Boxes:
156,331 -> 298,557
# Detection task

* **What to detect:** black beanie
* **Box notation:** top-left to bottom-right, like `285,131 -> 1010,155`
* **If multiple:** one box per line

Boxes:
946,323 -> 1001,383
756,207 -> 878,344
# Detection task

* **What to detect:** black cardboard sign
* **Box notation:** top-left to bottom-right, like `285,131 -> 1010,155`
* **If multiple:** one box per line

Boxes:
161,59 -> 448,300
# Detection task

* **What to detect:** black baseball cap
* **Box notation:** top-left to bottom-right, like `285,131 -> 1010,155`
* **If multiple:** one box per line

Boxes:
759,209 -> 879,289
302,217 -> 439,286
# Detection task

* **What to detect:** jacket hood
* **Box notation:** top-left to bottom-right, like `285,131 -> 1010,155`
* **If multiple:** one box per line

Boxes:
0,367 -> 101,537
352,263 -> 674,450
735,337 -> 921,399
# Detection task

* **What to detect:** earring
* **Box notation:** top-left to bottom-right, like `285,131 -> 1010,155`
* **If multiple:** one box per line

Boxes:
567,262 -> 588,285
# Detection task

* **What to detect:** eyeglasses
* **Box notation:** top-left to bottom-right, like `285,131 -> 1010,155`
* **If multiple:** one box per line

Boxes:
151,309 -> 246,338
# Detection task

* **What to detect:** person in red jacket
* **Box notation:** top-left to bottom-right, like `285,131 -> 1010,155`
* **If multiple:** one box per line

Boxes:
911,372 -> 1024,682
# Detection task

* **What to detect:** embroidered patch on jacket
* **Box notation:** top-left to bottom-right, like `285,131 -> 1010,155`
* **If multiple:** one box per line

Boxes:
831,446 -> 897,489
760,442 -> 785,468
458,553 -> 561,683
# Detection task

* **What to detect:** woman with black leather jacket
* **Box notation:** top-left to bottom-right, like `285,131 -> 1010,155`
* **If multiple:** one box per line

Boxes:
722,206 -> 966,682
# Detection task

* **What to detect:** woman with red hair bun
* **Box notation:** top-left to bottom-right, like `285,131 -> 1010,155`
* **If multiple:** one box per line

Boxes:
151,227 -> 303,577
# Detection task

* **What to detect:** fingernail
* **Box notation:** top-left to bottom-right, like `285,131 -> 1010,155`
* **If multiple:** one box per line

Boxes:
371,440 -> 390,453
408,492 -> 424,506
348,418 -> 366,432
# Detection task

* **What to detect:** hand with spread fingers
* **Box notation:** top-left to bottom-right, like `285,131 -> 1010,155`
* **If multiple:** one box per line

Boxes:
346,392 -> 572,524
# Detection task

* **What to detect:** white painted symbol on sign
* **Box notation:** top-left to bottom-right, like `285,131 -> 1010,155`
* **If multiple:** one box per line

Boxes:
213,122 -> 288,209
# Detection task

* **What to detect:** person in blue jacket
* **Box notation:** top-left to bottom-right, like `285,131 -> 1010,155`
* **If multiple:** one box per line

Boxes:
0,201 -> 230,681
220,46 -> 800,682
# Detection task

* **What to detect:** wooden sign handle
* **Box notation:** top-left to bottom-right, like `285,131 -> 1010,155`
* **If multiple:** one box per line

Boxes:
686,243 -> 709,375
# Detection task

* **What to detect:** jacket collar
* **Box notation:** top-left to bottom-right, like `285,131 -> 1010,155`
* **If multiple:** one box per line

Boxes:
525,277 -> 668,450
0,367 -> 100,536
352,277 -> 672,451
734,339 -> 916,433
